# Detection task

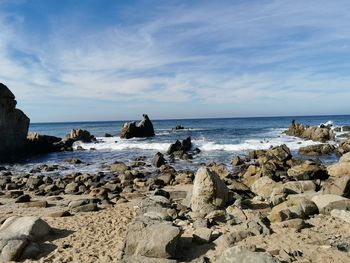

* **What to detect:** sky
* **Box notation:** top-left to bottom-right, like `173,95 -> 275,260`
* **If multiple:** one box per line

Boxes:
1,0 -> 350,122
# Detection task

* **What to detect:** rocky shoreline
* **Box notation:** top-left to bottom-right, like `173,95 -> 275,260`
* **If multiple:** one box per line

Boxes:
1,84 -> 350,262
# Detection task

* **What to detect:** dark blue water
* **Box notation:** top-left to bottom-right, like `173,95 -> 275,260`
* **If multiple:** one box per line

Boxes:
20,115 -> 350,174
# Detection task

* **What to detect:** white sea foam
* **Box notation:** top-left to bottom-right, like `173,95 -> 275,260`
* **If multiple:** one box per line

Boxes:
74,137 -> 170,151
74,133 -> 322,153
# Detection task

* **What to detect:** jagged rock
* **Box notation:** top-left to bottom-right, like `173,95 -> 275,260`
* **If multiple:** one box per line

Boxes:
63,129 -> 95,147
218,246 -> 281,263
208,162 -> 231,179
0,83 -> 30,162
285,122 -> 335,142
120,114 -> 155,139
152,152 -> 166,168
337,141 -> 350,156
189,167 -> 230,216
167,137 -> 192,155
268,198 -> 319,222
287,161 -> 328,180
298,144 -> 335,156
265,144 -> 291,162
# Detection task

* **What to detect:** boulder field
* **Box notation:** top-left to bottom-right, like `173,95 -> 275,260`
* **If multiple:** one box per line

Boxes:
0,144 -> 350,262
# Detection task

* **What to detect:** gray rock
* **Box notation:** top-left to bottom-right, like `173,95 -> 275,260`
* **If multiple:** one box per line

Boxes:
218,246 -> 281,263
0,216 -> 52,242
124,219 -> 181,258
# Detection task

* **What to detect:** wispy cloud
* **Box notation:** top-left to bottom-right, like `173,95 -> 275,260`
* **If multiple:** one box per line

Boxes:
1,0 -> 350,121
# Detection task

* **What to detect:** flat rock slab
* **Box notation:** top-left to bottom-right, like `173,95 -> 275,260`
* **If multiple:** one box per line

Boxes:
331,209 -> 350,224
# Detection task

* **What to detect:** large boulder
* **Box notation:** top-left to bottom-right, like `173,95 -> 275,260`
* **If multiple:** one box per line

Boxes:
251,177 -> 281,199
189,167 -> 230,215
0,216 -> 52,261
218,246 -> 281,263
0,83 -> 30,162
120,114 -> 155,139
285,122 -> 335,142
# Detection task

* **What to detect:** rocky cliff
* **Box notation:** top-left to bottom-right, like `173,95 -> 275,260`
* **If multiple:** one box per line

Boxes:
0,83 -> 30,162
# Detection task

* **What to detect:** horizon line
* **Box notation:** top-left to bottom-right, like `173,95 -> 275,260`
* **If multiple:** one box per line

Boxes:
30,113 -> 350,125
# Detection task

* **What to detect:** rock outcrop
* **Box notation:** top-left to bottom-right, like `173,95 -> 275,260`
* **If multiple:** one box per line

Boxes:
0,83 -> 30,162
120,114 -> 155,139
285,122 -> 335,142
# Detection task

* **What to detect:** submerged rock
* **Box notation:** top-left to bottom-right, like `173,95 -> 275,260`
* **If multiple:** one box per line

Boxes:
0,83 -> 30,162
120,114 -> 155,139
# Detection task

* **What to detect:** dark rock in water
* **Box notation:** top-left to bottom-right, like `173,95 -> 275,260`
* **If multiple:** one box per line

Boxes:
104,133 -> 113,137
171,125 -> 185,131
167,137 -> 192,155
284,122 -> 335,142
26,133 -> 62,154
152,152 -> 166,168
120,114 -> 155,139
298,144 -> 335,156
0,83 -> 30,162
64,129 -> 96,147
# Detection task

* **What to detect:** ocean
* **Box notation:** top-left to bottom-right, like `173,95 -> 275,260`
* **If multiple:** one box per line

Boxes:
16,115 -> 350,175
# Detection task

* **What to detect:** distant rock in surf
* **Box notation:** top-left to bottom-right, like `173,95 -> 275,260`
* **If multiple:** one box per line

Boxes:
0,83 -> 30,162
64,129 -> 96,146
120,114 -> 155,139
284,121 -> 335,142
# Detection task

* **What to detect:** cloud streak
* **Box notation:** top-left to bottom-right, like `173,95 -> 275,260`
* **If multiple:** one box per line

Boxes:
1,0 -> 350,121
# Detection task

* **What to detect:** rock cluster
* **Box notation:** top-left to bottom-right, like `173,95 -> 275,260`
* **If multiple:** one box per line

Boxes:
120,114 -> 155,139
285,122 -> 335,142
0,83 -> 30,162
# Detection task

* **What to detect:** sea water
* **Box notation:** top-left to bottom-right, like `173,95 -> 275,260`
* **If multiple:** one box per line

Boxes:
13,115 -> 350,174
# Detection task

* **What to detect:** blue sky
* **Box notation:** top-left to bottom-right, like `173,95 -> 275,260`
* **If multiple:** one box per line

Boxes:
1,0 -> 350,122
